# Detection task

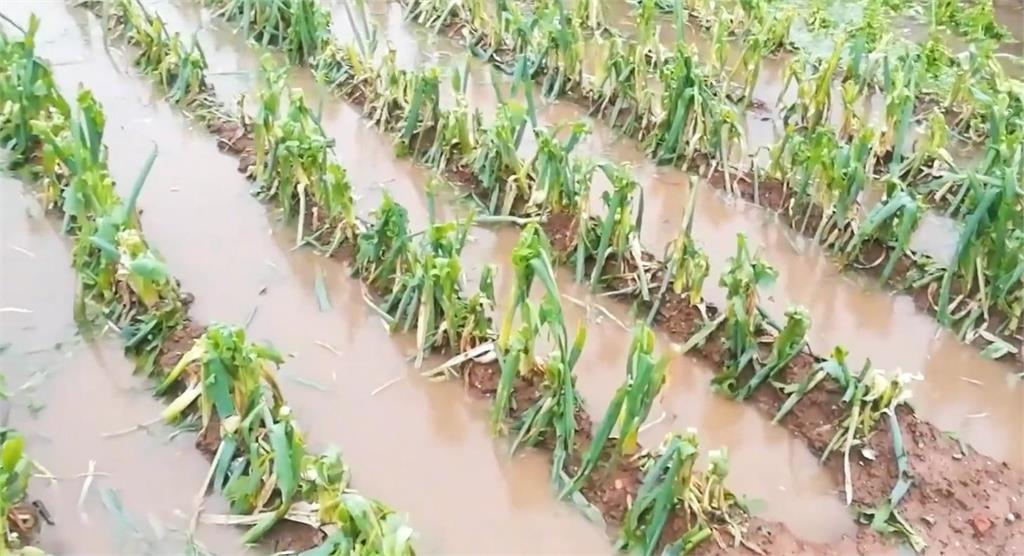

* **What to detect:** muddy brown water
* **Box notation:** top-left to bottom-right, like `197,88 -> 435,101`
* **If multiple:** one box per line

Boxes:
4,3 -> 613,554
132,1 -> 856,543
1,180 -> 242,554
3,0 -> 1022,553
343,3 -> 1024,468
174,0 -> 1015,536
5,0 -> 856,548
996,0 -> 1024,45
191,6 -> 874,542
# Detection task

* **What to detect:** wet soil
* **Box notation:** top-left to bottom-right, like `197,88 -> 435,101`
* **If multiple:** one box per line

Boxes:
5,502 -> 42,549
18,1 -> 1024,552
0,181 -> 242,554
593,243 -> 1024,554
156,9 -> 1024,554
262,519 -> 324,553
751,356 -> 1024,555
138,29 -> 848,554
25,5 -> 616,554
461,356 -> 839,555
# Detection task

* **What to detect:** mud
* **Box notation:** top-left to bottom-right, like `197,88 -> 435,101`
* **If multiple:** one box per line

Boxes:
262,519 -> 324,553
747,356 -> 1024,555
5,502 -> 42,548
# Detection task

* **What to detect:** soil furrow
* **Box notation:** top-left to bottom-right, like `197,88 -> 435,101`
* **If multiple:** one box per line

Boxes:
80,2 -> 1024,554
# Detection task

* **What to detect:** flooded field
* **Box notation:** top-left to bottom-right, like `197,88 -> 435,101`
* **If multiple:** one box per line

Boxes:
1,181 -> 242,554
2,0 -> 1022,555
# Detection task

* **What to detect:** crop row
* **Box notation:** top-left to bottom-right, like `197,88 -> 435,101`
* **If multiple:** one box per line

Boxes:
79,0 -> 822,552
0,20 -> 415,555
80,0 -> 1024,553
403,0 -> 1024,363
621,0 -> 1018,135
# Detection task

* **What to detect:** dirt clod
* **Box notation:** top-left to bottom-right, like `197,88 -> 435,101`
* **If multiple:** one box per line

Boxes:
970,514 -> 993,537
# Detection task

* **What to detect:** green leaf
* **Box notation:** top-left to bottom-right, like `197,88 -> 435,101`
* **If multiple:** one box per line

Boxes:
269,420 -> 296,503
127,256 -> 168,281
207,355 -> 236,420
123,144 -> 158,220
1,435 -> 25,473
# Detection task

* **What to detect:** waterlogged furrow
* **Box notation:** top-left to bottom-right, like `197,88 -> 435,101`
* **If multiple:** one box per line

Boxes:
400,0 -> 1024,365
0,179 -> 257,553
0,22 -> 416,555
169,1 -> 1024,553
142,2 -> 860,544
340,2 -> 1023,463
76,1 -> 857,553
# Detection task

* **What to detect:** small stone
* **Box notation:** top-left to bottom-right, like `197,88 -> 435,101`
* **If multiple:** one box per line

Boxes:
969,514 -> 993,537
614,479 -> 622,490
922,515 -> 936,527
1007,512 -> 1018,524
